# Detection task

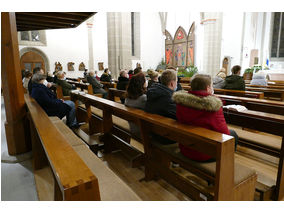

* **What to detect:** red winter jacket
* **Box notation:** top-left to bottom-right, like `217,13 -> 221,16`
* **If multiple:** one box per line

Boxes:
172,90 -> 230,161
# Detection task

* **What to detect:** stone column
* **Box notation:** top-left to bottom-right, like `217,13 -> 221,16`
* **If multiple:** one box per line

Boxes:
202,12 -> 223,76
86,16 -> 94,71
107,12 -> 132,79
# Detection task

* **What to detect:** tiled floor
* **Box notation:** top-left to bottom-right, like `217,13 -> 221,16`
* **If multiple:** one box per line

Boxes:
1,96 -> 38,201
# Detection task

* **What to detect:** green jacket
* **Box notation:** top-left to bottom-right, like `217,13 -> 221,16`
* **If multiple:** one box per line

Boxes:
57,79 -> 74,96
224,75 -> 245,90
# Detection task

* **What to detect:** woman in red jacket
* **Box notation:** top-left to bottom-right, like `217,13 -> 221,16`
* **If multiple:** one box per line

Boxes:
172,74 -> 236,161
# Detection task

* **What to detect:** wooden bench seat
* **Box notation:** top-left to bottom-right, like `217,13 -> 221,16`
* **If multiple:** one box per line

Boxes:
228,125 -> 282,152
152,141 -> 255,186
71,92 -> 257,200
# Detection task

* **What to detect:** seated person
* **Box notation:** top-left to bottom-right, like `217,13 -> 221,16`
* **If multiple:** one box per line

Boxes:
147,70 -> 159,89
250,73 -> 267,86
31,73 -> 79,129
213,68 -> 226,89
56,71 -> 76,96
94,71 -> 100,81
46,71 -> 54,83
173,74 -> 237,162
23,71 -> 32,91
146,69 -> 177,120
87,71 -> 108,99
125,72 -> 147,138
128,70 -> 134,80
100,68 -> 112,82
28,67 -> 52,94
117,70 -> 130,104
224,65 -> 245,90
134,67 -> 142,75
83,69 -> 88,78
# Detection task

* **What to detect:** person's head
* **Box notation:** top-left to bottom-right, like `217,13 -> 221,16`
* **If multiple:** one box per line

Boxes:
94,71 -> 98,75
57,71 -> 65,80
167,66 -> 176,71
191,74 -> 213,95
25,71 -> 32,79
217,71 -> 226,79
149,70 -> 159,82
104,68 -> 109,74
134,67 -> 142,75
128,70 -> 134,75
89,71 -> 95,76
47,71 -> 53,77
160,69 -> 177,91
231,65 -> 241,75
32,73 -> 47,84
126,72 -> 146,99
220,68 -> 226,73
120,70 -> 128,78
84,69 -> 88,73
33,67 -> 44,75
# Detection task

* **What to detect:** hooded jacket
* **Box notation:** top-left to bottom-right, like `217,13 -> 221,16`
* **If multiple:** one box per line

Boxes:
145,83 -> 176,120
224,75 -> 245,90
172,90 -> 229,161
31,83 -> 71,119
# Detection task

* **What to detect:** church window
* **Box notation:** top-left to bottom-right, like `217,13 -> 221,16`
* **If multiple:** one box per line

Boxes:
271,12 -> 284,58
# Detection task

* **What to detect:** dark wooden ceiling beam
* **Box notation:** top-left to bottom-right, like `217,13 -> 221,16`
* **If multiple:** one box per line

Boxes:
16,20 -> 72,28
16,14 -> 82,25
16,12 -> 95,21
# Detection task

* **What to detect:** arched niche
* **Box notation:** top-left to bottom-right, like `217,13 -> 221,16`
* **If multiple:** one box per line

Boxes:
173,26 -> 187,67
19,47 -> 50,72
165,30 -> 173,67
187,22 -> 195,66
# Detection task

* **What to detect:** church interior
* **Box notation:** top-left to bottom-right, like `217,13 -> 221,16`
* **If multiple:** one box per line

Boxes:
1,1 -> 284,207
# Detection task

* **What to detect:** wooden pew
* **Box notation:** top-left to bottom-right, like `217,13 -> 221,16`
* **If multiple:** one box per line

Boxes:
66,80 -> 94,95
245,87 -> 284,101
24,94 -> 101,201
70,91 -> 257,201
66,77 -> 80,82
213,88 -> 264,99
217,94 -> 284,116
54,85 -> 70,100
223,108 -> 284,200
100,81 -> 117,90
248,84 -> 284,89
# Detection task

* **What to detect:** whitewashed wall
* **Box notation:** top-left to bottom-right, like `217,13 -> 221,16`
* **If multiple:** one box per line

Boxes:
140,12 -> 165,70
19,12 -> 108,78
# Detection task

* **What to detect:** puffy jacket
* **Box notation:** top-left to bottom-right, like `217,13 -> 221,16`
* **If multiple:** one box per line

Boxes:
145,83 -> 176,120
213,76 -> 225,89
172,90 -> 230,161
31,83 -> 71,119
224,75 -> 245,90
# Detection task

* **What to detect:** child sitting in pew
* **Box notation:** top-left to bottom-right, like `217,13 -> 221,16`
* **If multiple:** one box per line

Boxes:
173,74 -> 238,161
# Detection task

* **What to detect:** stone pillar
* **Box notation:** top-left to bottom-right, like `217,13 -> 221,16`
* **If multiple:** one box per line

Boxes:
107,12 -> 132,79
86,16 -> 94,71
202,13 -> 223,76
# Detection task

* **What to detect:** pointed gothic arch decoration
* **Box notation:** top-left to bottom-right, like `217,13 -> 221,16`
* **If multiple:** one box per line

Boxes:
187,22 -> 195,66
165,30 -> 173,67
173,26 -> 187,67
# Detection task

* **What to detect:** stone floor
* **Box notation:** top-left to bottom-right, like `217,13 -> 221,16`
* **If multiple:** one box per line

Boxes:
1,96 -> 38,201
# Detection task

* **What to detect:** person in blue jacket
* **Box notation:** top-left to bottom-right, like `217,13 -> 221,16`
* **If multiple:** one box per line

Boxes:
31,73 -> 79,129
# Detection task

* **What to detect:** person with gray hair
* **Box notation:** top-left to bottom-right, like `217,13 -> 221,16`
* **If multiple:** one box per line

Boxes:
31,73 -> 79,129
56,71 -> 76,96
87,71 -> 108,98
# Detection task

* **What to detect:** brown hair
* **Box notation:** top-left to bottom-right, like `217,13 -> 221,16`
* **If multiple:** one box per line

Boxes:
231,65 -> 241,75
134,67 -> 142,75
25,71 -> 32,78
126,72 -> 146,99
160,69 -> 177,86
190,74 -> 212,91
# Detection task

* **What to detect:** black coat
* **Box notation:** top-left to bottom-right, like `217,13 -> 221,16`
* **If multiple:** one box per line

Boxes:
145,83 -> 176,120
117,76 -> 129,90
31,83 -> 70,119
224,75 -> 245,90
100,73 -> 112,82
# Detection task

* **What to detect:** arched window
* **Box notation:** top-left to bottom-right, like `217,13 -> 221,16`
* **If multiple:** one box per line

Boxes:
173,26 -> 187,67
165,30 -> 173,67
187,22 -> 195,66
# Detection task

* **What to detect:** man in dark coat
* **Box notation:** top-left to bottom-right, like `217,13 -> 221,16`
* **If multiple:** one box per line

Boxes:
31,73 -> 79,128
87,71 -> 108,98
223,65 -> 245,90
56,71 -> 76,96
117,70 -> 130,104
100,68 -> 112,82
145,69 -> 177,120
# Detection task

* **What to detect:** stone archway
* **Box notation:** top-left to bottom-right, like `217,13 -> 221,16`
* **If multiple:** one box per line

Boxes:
19,47 -> 50,72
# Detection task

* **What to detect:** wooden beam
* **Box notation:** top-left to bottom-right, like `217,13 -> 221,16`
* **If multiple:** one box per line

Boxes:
1,12 -> 31,155
16,14 -> 82,25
